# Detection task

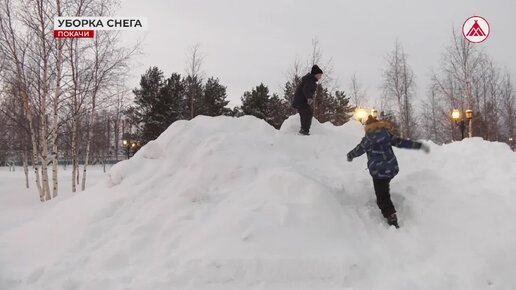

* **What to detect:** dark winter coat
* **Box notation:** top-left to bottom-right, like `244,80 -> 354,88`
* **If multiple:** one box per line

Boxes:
292,73 -> 317,108
347,121 -> 422,179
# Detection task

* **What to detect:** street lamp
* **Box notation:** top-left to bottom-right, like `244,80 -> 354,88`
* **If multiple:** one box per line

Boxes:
465,109 -> 473,120
123,139 -> 131,159
451,109 -> 464,140
465,109 -> 473,138
371,109 -> 378,119
451,109 -> 472,141
355,108 -> 368,124
452,109 -> 461,121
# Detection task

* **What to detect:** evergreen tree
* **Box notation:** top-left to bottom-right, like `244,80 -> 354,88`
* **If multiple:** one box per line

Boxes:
332,90 -> 354,125
131,67 -> 164,143
312,84 -> 354,126
266,94 -> 288,129
241,84 -> 292,128
313,85 -> 335,123
184,75 -> 203,119
198,77 -> 231,116
130,67 -> 186,143
282,79 -> 299,116
230,106 -> 244,117
160,73 -> 187,121
241,84 -> 271,120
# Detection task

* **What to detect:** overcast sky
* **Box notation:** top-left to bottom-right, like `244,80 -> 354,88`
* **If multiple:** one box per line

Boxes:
118,0 -> 516,108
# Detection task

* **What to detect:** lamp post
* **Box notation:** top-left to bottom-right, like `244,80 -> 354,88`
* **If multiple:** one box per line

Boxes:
451,109 -> 473,141
451,109 -> 465,140
355,108 -> 368,124
123,139 -> 130,159
371,109 -> 378,119
465,109 -> 473,138
123,138 -> 139,159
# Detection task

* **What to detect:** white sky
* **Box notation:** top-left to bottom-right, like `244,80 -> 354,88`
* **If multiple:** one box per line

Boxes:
118,0 -> 516,108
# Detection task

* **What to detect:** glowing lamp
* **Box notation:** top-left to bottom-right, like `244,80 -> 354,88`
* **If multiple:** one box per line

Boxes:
355,108 -> 368,123
452,109 -> 461,121
465,109 -> 473,120
371,109 -> 378,119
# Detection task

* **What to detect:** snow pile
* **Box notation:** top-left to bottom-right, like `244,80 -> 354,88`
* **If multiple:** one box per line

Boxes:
1,115 -> 516,290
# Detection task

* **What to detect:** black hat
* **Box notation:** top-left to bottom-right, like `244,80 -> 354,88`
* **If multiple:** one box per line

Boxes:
311,65 -> 323,75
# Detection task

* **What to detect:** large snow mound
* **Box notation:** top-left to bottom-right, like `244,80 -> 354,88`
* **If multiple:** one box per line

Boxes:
1,115 -> 516,290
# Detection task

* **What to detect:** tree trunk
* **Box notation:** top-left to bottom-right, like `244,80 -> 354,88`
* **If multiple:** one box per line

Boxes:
36,0 -> 51,201
51,58 -> 63,198
29,114 -> 43,201
40,113 -> 51,201
114,118 -> 120,161
23,148 -> 29,189
18,67 -> 43,200
51,3 -> 63,199
71,116 -> 78,192
81,92 -> 96,191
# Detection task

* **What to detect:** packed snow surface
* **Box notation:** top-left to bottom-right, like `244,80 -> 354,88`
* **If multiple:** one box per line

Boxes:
1,115 -> 516,290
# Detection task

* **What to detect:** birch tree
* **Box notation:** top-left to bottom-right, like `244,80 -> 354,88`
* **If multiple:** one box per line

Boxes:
500,72 -> 515,141
81,28 -> 136,191
0,0 -> 137,199
382,40 -> 417,138
0,0 -> 46,200
349,74 -> 367,108
50,0 -> 65,198
184,43 -> 204,119
441,30 -> 481,138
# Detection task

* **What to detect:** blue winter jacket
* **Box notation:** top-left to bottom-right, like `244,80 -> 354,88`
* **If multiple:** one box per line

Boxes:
347,121 -> 422,179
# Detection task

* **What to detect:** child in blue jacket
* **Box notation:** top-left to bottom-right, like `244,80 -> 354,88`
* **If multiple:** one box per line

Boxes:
347,115 -> 430,228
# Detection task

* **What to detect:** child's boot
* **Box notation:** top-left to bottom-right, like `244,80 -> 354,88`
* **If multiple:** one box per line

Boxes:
386,213 -> 399,228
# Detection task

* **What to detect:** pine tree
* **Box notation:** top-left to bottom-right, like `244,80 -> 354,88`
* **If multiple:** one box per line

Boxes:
131,67 -> 164,143
241,84 -> 271,120
240,84 -> 292,128
130,67 -> 186,143
311,84 -> 354,126
333,90 -> 354,125
230,106 -> 245,117
313,85 -> 334,123
198,77 -> 231,116
282,78 -> 299,116
160,73 -> 187,122
184,75 -> 203,119
267,94 -> 288,129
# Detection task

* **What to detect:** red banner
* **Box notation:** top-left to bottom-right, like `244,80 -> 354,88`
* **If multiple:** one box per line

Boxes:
54,30 -> 94,38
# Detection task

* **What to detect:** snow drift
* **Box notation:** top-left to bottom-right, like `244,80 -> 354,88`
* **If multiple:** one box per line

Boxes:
1,115 -> 516,290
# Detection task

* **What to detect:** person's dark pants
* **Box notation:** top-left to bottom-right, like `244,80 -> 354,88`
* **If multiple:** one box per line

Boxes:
297,105 -> 313,133
372,178 -> 396,218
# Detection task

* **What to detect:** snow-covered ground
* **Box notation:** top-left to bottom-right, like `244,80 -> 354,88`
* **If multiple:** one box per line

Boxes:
1,116 -> 516,290
0,165 -> 109,233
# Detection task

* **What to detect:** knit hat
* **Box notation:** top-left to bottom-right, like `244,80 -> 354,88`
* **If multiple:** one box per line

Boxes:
311,65 -> 323,75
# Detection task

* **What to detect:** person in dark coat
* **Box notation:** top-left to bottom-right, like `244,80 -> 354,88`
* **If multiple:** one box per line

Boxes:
292,65 -> 323,135
346,115 -> 430,228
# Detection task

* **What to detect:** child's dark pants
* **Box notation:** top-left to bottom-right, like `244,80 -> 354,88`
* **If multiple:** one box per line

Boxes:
297,105 -> 313,133
372,178 -> 396,218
